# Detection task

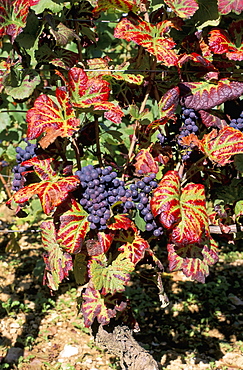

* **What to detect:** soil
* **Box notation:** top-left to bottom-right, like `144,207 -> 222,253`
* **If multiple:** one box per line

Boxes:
0,204 -> 243,370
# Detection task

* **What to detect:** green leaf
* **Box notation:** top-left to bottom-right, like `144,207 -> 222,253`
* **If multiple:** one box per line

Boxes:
234,154 -> 243,172
31,0 -> 64,14
74,254 -> 87,285
89,253 -> 134,295
4,70 -> 41,100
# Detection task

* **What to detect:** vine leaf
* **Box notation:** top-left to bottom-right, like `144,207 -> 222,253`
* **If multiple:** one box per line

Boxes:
4,70 -> 41,99
107,214 -> 135,231
10,157 -> 80,214
50,22 -> 80,47
0,0 -> 30,42
93,0 -> 138,14
81,285 -> 127,327
151,171 -> 209,244
179,79 -> 243,110
26,87 -> 80,149
208,29 -> 243,61
217,0 -> 243,15
163,0 -> 199,18
134,148 -> 159,175
199,126 -> 243,166
41,220 -> 73,290
57,198 -> 90,254
170,183 -> 209,245
118,234 -> 150,265
151,170 -> 181,229
89,253 -> 134,295
97,231 -> 114,254
60,67 -> 124,123
114,17 -> 180,66
167,237 -> 219,283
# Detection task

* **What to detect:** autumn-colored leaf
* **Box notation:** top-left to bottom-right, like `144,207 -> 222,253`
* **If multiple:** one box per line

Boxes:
179,80 -> 243,110
134,148 -> 159,175
81,285 -> 126,327
97,231 -> 114,254
151,170 -> 181,229
157,87 -> 180,124
26,87 -> 80,149
114,18 -> 179,66
218,0 -> 243,15
151,171 -> 209,245
118,234 -> 150,265
89,253 -> 134,295
199,126 -> 243,166
107,214 -> 135,231
11,157 -> 80,214
170,183 -> 209,245
199,109 -> 227,129
93,101 -> 124,124
167,237 -> 219,283
164,0 -> 199,18
93,0 -> 138,14
208,29 -> 243,61
57,198 -> 90,254
41,220 -> 73,290
0,0 -> 30,42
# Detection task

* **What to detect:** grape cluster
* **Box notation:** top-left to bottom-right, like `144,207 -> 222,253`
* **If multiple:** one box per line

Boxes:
12,139 -> 37,191
75,165 -> 127,230
178,107 -> 199,160
157,133 -> 166,145
229,111 -> 243,131
76,166 -> 163,236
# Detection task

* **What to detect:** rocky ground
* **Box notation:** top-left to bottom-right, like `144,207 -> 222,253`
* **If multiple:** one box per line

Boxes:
0,205 -> 243,370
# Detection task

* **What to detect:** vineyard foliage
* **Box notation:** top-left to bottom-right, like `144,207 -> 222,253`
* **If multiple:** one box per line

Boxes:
1,0 -> 243,327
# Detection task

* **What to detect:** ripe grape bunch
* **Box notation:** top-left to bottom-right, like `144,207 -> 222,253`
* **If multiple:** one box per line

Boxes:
178,107 -> 199,160
75,165 -> 163,235
229,111 -> 243,131
12,139 -> 37,191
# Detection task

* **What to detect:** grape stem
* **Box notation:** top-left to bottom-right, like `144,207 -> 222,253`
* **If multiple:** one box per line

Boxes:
94,115 -> 103,168
123,58 -> 157,178
0,173 -> 12,199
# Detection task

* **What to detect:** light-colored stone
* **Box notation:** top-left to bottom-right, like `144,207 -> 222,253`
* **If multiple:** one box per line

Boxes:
58,344 -> 79,359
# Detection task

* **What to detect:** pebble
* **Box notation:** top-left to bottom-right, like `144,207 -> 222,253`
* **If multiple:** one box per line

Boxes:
58,344 -> 79,359
4,347 -> 23,364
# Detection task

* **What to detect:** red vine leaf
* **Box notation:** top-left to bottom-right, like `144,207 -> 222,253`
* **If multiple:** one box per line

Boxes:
199,110 -> 227,129
199,126 -> 243,166
41,220 -> 73,290
151,171 -> 209,244
118,234 -> 150,265
170,183 -> 209,245
208,29 -> 243,61
26,87 -> 80,149
97,231 -> 114,254
57,198 -> 90,254
107,214 -> 135,231
63,67 -> 124,123
217,0 -> 243,15
81,285 -> 126,327
163,0 -> 199,18
151,170 -> 181,229
11,157 -> 80,214
134,148 -> 159,175
0,0 -> 30,42
167,237 -> 219,283
180,80 -> 243,110
114,18 -> 179,66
